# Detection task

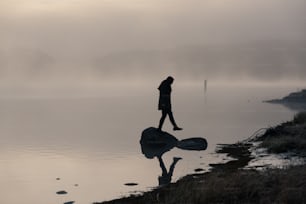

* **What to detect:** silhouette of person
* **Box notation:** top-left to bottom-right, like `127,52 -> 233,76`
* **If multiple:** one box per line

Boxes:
158,76 -> 182,131
158,156 -> 182,186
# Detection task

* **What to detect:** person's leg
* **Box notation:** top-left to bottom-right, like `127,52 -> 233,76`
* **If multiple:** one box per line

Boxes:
158,109 -> 167,131
168,110 -> 182,130
168,110 -> 177,127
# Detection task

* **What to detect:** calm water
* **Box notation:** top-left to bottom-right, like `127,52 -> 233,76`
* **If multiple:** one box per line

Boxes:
0,83 -> 299,204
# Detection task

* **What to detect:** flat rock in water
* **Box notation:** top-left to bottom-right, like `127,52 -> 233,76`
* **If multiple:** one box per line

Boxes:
124,183 -> 138,186
141,127 -> 178,145
64,201 -> 75,204
56,190 -> 68,195
194,168 -> 205,172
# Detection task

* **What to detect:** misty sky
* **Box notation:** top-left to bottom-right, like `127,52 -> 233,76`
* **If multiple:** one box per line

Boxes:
1,0 -> 306,86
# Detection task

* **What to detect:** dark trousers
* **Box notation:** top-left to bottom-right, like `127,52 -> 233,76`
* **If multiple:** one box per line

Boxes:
158,109 -> 177,130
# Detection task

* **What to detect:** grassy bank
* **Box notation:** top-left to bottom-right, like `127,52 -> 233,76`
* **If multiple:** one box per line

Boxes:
95,112 -> 306,204
96,165 -> 306,204
257,112 -> 306,155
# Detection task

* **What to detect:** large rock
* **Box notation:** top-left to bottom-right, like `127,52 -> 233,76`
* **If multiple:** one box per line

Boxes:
140,127 -> 207,159
140,127 -> 178,159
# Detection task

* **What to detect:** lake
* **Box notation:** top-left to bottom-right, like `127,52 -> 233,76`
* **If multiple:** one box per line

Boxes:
0,83 -> 299,204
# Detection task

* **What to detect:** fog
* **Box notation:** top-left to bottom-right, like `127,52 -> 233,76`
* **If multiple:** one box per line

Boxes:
1,0 -> 306,87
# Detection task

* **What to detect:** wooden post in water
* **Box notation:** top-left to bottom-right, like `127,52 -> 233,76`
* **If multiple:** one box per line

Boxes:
204,80 -> 207,104
204,80 -> 207,93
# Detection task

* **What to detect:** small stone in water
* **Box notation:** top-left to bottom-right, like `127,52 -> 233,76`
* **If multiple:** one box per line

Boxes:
64,201 -> 75,204
56,190 -> 68,195
56,178 -> 60,180
194,168 -> 204,172
124,183 -> 138,186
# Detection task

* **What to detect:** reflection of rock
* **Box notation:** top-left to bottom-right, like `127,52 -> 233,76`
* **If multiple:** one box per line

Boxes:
140,127 -> 207,159
177,138 -> 207,150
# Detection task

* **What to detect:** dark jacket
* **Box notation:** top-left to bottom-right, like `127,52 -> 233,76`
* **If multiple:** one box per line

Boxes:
158,80 -> 172,110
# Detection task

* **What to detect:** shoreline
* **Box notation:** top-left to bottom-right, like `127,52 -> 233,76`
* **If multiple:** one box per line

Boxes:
95,112 -> 306,204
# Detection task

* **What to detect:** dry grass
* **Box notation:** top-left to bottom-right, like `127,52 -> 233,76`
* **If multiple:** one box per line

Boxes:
259,112 -> 306,154
293,112 -> 306,124
97,165 -> 306,204
261,134 -> 306,153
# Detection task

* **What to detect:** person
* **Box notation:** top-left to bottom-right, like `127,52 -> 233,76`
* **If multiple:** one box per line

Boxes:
157,76 -> 183,131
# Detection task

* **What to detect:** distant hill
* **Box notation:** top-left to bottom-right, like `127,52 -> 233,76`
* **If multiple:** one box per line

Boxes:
265,89 -> 306,103
264,89 -> 306,112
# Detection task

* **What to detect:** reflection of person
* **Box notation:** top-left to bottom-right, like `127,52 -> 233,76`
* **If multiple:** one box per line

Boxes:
158,76 -> 182,131
158,156 -> 182,186
140,128 -> 182,186
140,127 -> 207,188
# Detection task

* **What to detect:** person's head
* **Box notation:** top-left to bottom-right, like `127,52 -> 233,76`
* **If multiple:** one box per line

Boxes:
166,76 -> 174,84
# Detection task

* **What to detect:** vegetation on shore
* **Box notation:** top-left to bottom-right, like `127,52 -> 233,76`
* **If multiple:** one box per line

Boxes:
96,165 -> 306,204
95,112 -> 306,204
257,112 -> 306,155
